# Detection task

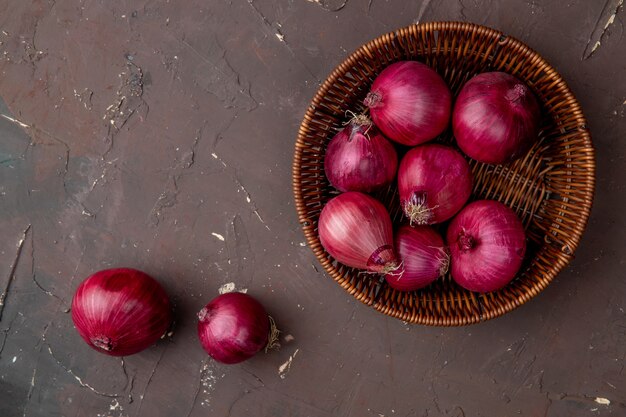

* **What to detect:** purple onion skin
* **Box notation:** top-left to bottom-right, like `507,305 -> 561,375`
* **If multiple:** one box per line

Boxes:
385,225 -> 449,292
447,200 -> 527,293
197,292 -> 269,365
71,268 -> 172,356
398,144 -> 472,225
324,119 -> 398,193
364,61 -> 452,146
319,192 -> 398,273
453,72 -> 541,164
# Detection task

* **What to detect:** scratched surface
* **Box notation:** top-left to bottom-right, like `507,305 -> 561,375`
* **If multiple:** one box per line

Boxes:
0,1 -> 624,416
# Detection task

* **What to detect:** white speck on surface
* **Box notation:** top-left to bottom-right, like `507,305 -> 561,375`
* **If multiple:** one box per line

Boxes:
96,399 -> 125,417
275,32 -> 285,42
218,282 -> 248,294
278,349 -> 299,379
199,361 -> 222,408
0,113 -> 30,128
12,356 -> 16,363
299,242 -> 306,247
218,282 -> 236,294
109,399 -> 122,411
590,40 -> 602,55
211,152 -> 227,168
283,334 -> 295,343
604,13 -> 616,29
211,232 -> 225,241
595,397 -> 611,405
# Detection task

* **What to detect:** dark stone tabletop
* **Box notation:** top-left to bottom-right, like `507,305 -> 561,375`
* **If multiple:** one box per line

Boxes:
0,1 -> 624,416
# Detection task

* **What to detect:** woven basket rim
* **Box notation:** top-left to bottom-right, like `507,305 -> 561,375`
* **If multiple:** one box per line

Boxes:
292,21 -> 595,326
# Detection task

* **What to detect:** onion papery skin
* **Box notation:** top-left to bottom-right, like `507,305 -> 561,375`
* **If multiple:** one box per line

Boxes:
324,116 -> 398,193
385,225 -> 449,292
446,200 -> 527,293
364,61 -> 452,146
319,192 -> 398,273
197,292 -> 269,364
71,268 -> 172,356
398,144 -> 472,225
453,72 -> 541,164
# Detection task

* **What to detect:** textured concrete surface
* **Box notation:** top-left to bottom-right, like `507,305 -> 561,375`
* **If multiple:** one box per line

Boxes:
0,0 -> 624,416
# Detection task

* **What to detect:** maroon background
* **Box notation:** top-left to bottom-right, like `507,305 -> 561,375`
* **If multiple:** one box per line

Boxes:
1,1 -> 625,416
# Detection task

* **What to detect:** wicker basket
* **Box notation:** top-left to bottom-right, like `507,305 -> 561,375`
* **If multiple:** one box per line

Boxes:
292,22 -> 595,326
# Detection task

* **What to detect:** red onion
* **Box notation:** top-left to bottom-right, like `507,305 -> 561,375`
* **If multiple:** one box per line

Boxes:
385,225 -> 449,292
197,292 -> 276,364
319,191 -> 398,273
453,72 -> 541,164
446,200 -> 527,293
324,114 -> 398,193
398,144 -> 472,225
364,61 -> 452,146
71,268 -> 172,356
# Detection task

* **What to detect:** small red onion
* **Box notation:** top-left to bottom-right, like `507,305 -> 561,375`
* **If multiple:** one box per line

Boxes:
453,72 -> 541,164
398,144 -> 472,225
364,61 -> 452,146
324,114 -> 398,193
71,268 -> 172,356
319,191 -> 398,273
197,292 -> 275,364
385,225 -> 449,292
446,200 -> 527,293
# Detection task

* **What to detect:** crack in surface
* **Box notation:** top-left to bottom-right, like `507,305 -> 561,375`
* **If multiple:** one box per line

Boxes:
0,312 -> 23,357
136,347 -> 167,415
582,0 -> 624,59
103,60 -> 149,159
21,323 -> 50,417
27,227 -> 68,310
415,0 -> 433,24
148,176 -> 179,227
119,358 -> 135,403
185,359 -> 212,417
178,37 -> 258,111
245,0 -> 321,84
209,147 -> 271,231
0,225 -> 32,322
306,0 -> 348,12
46,344 -> 122,398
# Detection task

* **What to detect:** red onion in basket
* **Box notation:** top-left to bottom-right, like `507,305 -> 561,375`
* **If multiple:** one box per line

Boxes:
364,60 -> 452,146
453,72 -> 541,164
398,144 -> 472,225
71,268 -> 172,356
198,292 -> 277,364
385,225 -> 449,292
446,200 -> 527,293
324,114 -> 398,193
319,191 -> 398,273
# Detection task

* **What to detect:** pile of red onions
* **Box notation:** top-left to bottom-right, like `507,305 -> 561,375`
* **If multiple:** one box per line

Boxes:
318,192 -> 398,273
447,200 -> 526,292
385,225 -> 449,292
324,114 -> 397,193
453,72 -> 541,164
71,268 -> 172,356
398,144 -> 472,225
197,292 -> 277,364
364,61 -> 452,146
315,61 -> 536,294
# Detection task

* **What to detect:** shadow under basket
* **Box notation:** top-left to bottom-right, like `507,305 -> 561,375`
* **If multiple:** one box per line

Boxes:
292,22 -> 595,326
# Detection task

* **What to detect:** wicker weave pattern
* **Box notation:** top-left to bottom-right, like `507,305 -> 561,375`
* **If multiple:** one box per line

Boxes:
292,22 -> 595,326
